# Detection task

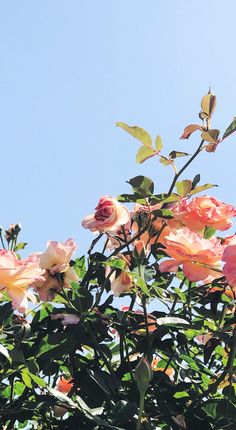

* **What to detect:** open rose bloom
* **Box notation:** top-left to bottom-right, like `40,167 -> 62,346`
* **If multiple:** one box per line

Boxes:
172,195 -> 236,232
159,228 -> 223,282
34,238 -> 78,301
222,244 -> 236,289
82,196 -> 130,233
0,250 -> 45,312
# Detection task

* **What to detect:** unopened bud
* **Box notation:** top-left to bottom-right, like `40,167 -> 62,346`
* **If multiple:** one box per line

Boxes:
133,240 -> 146,262
134,356 -> 153,393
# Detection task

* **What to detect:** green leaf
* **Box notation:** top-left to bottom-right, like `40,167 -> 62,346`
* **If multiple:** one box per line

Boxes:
21,370 -> 32,388
117,193 -> 147,204
155,135 -> 163,152
14,242 -> 27,251
29,373 -> 47,388
136,276 -> 151,296
204,226 -> 216,239
169,151 -> 189,159
192,174 -> 201,189
176,180 -> 192,197
159,155 -> 171,166
128,175 -> 154,196
222,117 -> 236,140
116,122 -> 152,146
174,391 -> 189,399
152,208 -> 174,219
136,145 -> 156,164
189,183 -> 218,196
105,258 -> 127,270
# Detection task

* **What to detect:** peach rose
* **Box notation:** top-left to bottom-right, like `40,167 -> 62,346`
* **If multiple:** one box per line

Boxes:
159,228 -> 223,282
0,250 -> 45,312
39,238 -> 77,274
172,196 -> 236,232
222,244 -> 236,288
110,271 -> 133,296
82,196 -> 130,233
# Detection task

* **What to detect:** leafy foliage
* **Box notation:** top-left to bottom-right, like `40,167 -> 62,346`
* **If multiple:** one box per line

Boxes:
0,92 -> 235,430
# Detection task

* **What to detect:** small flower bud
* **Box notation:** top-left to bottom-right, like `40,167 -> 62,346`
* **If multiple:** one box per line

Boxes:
134,355 -> 153,393
133,240 -> 146,262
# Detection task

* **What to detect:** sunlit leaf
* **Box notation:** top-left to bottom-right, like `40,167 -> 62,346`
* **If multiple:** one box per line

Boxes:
21,370 -> 32,388
116,122 -> 152,146
201,129 -> 220,144
159,155 -> 171,166
180,124 -> 203,139
0,344 -> 11,362
201,92 -> 217,117
156,317 -> 189,326
176,180 -> 192,197
14,242 -> 27,251
136,145 -> 156,163
222,117 -> 236,140
155,135 -> 163,152
189,183 -> 218,196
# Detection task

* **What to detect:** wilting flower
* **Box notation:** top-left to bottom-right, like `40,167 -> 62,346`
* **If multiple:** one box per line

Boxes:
159,228 -> 223,282
172,196 -> 236,232
39,238 -> 77,274
51,313 -> 80,326
0,250 -> 44,312
223,244 -> 236,288
82,196 -> 130,233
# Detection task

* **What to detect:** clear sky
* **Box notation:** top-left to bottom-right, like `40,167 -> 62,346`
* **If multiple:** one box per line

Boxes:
0,1 -> 236,256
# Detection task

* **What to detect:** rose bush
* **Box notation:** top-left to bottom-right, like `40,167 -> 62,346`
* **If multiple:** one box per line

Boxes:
0,91 -> 236,430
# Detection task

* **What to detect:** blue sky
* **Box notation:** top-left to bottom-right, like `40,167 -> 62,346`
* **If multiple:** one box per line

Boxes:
0,1 -> 236,257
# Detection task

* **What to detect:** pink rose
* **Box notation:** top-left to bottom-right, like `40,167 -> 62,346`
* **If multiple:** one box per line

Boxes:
33,271 -> 61,302
39,238 -> 77,274
159,228 -> 223,282
82,196 -> 130,233
223,244 -> 236,288
0,250 -> 45,312
172,196 -> 236,232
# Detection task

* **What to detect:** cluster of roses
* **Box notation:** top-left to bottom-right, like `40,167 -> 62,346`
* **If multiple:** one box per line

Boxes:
1,193 -> 236,314
0,238 -> 78,313
82,194 -> 236,296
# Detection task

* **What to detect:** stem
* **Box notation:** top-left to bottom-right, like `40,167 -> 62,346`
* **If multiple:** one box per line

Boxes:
136,390 -> 145,430
167,140 -> 205,196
